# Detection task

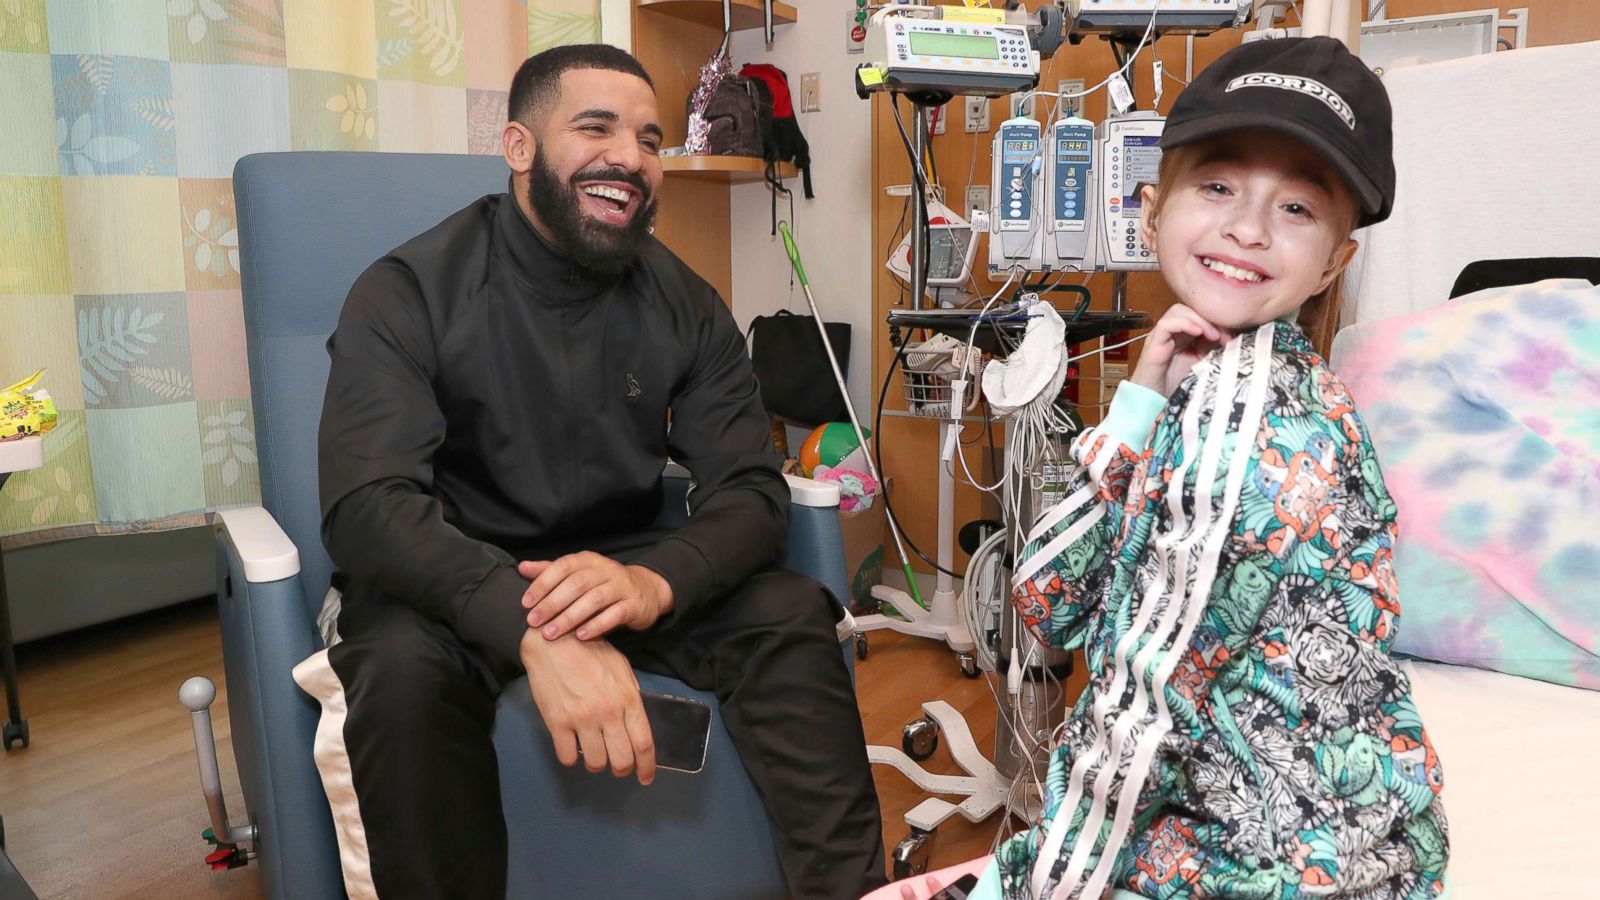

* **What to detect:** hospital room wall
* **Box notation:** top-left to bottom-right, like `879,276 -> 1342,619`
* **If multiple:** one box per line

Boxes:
727,2 -> 877,421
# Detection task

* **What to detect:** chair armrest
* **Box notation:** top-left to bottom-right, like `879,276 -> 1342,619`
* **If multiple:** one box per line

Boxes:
781,480 -> 859,673
662,465 -> 857,663
656,464 -> 844,600
216,506 -> 301,584
210,509 -> 343,898
662,463 -> 840,509
784,473 -> 840,509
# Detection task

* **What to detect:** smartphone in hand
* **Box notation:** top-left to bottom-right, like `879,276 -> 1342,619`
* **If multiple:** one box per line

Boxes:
640,691 -> 712,774
930,873 -> 980,900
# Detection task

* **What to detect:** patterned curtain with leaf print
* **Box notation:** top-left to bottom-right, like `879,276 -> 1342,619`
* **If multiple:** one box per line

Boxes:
0,0 -> 600,549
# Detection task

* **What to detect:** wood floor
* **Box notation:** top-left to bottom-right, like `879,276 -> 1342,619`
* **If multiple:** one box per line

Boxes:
0,599 -> 1078,898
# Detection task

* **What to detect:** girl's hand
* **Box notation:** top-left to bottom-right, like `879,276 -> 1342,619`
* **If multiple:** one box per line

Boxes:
1129,304 -> 1235,396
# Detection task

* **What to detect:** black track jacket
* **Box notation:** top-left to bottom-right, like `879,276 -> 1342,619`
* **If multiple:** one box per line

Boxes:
318,189 -> 787,665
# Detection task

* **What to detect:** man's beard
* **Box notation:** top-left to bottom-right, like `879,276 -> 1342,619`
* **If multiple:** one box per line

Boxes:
527,154 -> 657,282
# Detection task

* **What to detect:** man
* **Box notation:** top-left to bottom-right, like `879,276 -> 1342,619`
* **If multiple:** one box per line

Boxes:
293,44 -> 887,899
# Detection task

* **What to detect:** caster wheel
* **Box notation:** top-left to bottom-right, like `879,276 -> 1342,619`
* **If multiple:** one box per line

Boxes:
855,633 -> 869,660
2,718 -> 26,750
959,652 -> 980,679
890,827 -> 936,880
902,717 -> 938,761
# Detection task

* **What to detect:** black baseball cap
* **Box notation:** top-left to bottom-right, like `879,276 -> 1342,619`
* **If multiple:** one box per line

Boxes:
1160,36 -> 1395,227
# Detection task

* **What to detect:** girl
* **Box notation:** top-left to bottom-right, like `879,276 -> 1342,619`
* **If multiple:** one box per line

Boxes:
898,36 -> 1449,900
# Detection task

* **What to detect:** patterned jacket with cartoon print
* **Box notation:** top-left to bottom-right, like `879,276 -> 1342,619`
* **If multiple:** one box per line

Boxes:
995,321 -> 1449,900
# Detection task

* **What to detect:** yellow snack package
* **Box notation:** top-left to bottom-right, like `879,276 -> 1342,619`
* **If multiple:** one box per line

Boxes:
1,370 -> 58,443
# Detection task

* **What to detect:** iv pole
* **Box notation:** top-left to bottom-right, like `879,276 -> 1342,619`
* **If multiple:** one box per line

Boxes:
852,97 -> 1010,880
852,101 -> 978,669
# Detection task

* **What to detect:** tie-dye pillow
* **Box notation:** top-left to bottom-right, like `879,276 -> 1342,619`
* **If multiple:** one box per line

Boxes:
1331,279 -> 1600,690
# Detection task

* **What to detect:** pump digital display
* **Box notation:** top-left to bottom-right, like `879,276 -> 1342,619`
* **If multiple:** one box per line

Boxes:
1121,135 -> 1162,215
908,32 -> 1001,59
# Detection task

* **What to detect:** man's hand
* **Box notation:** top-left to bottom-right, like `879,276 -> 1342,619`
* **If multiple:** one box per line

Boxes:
1130,303 -> 1235,397
520,629 -> 656,784
519,552 -> 673,641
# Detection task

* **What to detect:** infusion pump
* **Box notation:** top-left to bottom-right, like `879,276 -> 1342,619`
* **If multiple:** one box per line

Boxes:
860,5 -> 1041,97
1067,0 -> 1253,34
988,112 -> 1166,276
1098,113 -> 1163,272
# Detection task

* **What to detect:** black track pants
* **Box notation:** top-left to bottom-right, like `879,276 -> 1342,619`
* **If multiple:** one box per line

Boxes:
301,567 -> 888,899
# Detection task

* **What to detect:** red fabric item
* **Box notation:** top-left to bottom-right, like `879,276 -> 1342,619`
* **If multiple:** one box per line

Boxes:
739,63 -> 793,119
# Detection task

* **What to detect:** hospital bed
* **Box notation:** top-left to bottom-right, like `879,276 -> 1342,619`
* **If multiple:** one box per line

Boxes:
1331,37 -> 1600,898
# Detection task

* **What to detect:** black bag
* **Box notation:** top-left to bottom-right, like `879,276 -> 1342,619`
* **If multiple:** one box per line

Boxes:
746,310 -> 851,427
694,75 -> 768,158
738,64 -> 814,200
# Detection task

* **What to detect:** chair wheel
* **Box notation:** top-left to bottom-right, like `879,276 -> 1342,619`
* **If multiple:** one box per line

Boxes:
959,652 -> 980,679
902,717 -> 938,761
2,719 -> 26,751
855,633 -> 869,660
890,827 -> 936,880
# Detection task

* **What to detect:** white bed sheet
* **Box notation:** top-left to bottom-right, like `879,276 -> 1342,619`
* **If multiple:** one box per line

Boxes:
1403,660 -> 1599,897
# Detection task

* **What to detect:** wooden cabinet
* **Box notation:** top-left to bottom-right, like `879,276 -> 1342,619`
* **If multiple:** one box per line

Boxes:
633,0 -> 796,300
638,0 -> 796,32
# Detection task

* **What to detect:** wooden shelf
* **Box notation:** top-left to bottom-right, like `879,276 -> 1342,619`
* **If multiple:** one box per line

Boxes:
661,155 -> 797,183
638,0 -> 796,33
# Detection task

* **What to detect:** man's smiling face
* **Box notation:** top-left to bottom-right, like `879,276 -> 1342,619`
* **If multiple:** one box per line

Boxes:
522,67 -> 664,278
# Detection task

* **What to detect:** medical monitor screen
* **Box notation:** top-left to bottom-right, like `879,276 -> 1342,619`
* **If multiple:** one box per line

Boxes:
927,226 -> 972,280
908,32 -> 1000,59
1121,135 -> 1162,216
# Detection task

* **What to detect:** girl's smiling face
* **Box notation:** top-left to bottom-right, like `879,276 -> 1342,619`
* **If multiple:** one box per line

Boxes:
1141,130 -> 1361,332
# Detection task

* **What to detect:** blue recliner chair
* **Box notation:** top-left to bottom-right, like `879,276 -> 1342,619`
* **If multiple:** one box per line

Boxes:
196,152 -> 856,899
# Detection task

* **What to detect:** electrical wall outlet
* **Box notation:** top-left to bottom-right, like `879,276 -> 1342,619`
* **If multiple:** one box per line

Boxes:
932,102 -> 947,135
965,185 -> 989,217
799,72 -> 820,113
1058,78 -> 1086,119
963,95 -> 990,133
1009,91 -> 1034,120
1101,362 -> 1129,404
